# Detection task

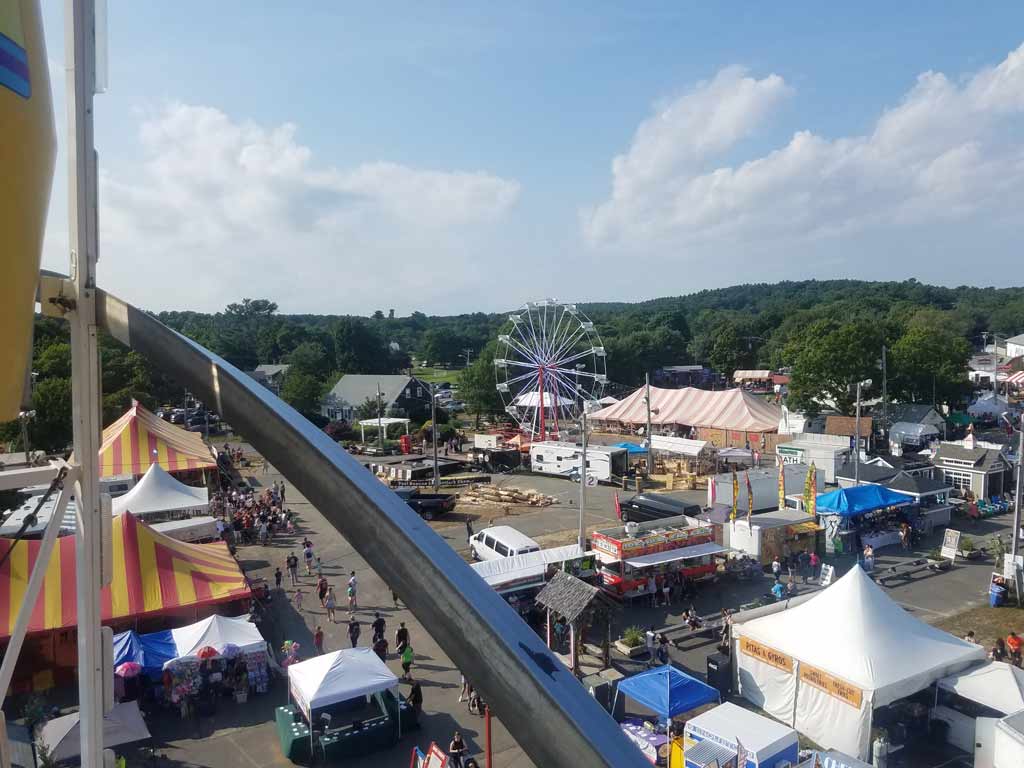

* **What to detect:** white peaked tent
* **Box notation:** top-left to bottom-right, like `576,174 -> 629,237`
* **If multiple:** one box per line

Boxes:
512,390 -> 575,408
288,648 -> 399,720
938,661 -> 1024,715
168,614 -> 267,665
967,392 -> 1010,418
111,462 -> 208,518
734,566 -> 984,759
38,701 -> 150,761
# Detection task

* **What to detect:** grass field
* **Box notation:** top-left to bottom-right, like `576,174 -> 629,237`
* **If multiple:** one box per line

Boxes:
936,604 -> 1024,648
412,366 -> 463,385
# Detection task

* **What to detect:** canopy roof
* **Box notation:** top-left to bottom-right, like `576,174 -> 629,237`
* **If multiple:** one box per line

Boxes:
471,544 -> 587,588
288,648 -> 398,719
967,392 -> 1010,417
734,370 -> 772,381
815,485 -> 914,517
97,401 -> 217,478
650,435 -> 709,457
737,566 -> 984,705
938,661 -> 1024,715
0,511 -> 250,639
38,701 -> 150,762
612,441 -> 648,454
112,628 -> 176,675
512,390 -> 575,408
169,613 -> 266,665
591,386 -> 780,432
889,422 -> 940,441
357,417 -> 410,428
686,702 -> 796,761
535,570 -> 617,624
617,665 -> 719,720
111,463 -> 209,517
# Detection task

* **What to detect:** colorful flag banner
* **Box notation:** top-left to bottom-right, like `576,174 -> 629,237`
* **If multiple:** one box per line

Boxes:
806,462 -> 817,517
778,456 -> 787,510
730,471 -> 739,524
745,471 -> 753,524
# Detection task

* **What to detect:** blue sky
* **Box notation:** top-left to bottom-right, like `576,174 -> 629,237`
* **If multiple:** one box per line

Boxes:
39,2 -> 1024,314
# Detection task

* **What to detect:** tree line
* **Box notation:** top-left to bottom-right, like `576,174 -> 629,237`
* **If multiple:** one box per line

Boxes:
4,279 -> 1023,452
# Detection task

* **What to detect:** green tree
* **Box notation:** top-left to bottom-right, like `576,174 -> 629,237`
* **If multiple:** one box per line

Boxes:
225,298 -> 278,317
890,311 -> 971,406
35,342 -> 72,379
333,318 -> 390,373
458,342 -> 503,426
707,321 -> 753,380
280,370 -> 324,417
419,328 -> 466,367
356,396 -> 384,421
29,377 -> 73,452
785,319 -> 883,415
286,342 -> 331,380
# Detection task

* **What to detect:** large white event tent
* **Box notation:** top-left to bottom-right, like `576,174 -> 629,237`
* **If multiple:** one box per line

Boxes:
168,614 -> 267,665
967,392 -> 1010,418
111,462 -> 208,518
591,385 -> 781,432
733,566 -> 983,759
288,648 -> 399,721
938,661 -> 1024,716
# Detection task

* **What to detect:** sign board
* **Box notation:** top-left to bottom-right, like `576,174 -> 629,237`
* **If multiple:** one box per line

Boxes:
799,663 -> 864,709
777,446 -> 803,465
392,476 -> 491,489
1003,554 -> 1024,580
739,637 -> 793,673
941,529 -> 962,562
819,563 -> 835,587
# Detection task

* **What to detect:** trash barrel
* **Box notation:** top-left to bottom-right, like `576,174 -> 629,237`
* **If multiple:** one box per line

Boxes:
990,583 -> 1007,607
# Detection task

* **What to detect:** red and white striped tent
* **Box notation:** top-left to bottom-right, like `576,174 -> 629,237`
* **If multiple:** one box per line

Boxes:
590,386 -> 781,432
1006,371 -> 1024,388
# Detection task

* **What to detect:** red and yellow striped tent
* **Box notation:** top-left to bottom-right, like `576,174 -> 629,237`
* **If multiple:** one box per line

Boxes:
98,401 -> 217,478
0,512 -> 250,639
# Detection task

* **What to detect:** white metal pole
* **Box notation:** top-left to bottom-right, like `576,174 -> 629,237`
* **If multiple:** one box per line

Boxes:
1013,414 -> 1024,561
854,383 -> 861,487
431,384 -> 439,492
645,373 -> 654,476
0,469 -> 77,695
66,1 -> 107,765
579,409 -> 587,551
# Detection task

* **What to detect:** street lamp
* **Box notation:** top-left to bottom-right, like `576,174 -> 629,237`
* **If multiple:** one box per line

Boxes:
853,379 -> 872,486
1002,413 -> 1024,560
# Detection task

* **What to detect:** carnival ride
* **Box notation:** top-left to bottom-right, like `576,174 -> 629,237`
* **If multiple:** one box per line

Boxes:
494,300 -> 607,441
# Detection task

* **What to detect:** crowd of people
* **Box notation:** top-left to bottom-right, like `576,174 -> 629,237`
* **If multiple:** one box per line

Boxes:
211,480 -> 294,546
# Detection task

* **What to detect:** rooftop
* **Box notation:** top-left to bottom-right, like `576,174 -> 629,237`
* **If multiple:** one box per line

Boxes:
883,471 -> 951,496
534,571 -> 617,623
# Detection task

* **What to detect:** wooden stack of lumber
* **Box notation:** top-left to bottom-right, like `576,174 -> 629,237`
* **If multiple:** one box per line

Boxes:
459,485 -> 558,507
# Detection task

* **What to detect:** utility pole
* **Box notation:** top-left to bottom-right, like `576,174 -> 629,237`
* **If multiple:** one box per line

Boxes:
66,0 -> 110,764
854,382 -> 862,486
431,383 -> 439,492
644,373 -> 654,476
1013,413 -> 1024,561
881,345 -> 888,431
578,407 -> 587,551
376,383 -> 384,453
461,348 -> 474,368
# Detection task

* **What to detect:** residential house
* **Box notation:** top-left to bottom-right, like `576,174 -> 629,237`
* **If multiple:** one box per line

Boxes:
834,452 -> 932,488
1007,333 -> 1024,360
885,404 -> 946,432
824,415 -> 874,453
321,374 -> 430,422
931,437 -> 1014,500
246,364 -> 290,395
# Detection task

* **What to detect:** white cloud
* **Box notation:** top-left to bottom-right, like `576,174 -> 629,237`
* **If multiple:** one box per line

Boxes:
88,103 -> 520,312
583,44 -> 1024,252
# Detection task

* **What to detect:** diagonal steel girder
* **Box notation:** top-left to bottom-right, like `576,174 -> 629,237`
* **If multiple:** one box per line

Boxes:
94,288 -> 647,768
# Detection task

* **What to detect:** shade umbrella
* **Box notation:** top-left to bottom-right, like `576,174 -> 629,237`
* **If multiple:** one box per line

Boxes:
115,662 -> 142,678
196,646 -> 219,660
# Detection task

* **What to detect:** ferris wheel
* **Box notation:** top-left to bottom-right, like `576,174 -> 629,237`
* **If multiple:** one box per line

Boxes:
494,300 -> 607,440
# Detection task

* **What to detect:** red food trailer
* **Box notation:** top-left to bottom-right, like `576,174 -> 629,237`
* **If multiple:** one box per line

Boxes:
590,515 -> 728,599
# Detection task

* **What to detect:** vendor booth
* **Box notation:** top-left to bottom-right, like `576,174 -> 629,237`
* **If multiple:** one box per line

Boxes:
933,661 -> 1024,756
815,485 -> 914,554
37,701 -> 150,763
111,462 -> 209,520
682,701 -> 798,768
285,648 -> 415,762
470,544 -> 595,615
733,566 -> 984,760
726,508 -> 820,565
613,665 -> 720,764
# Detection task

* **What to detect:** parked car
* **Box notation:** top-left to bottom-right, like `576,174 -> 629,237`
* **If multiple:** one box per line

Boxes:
469,526 -> 540,561
393,488 -> 456,520
619,493 -> 702,523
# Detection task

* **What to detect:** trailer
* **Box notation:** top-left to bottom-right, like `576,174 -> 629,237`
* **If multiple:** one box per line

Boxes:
707,464 -> 823,512
528,441 -> 627,483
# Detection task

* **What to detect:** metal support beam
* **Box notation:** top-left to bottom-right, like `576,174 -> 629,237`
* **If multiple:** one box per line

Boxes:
94,289 -> 646,768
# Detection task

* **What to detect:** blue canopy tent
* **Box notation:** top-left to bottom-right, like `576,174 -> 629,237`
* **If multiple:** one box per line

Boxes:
613,441 -> 648,455
815,485 -> 914,517
112,629 -> 176,675
614,665 -> 720,723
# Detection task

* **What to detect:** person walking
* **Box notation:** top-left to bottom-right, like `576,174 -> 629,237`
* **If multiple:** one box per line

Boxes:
392,588 -> 401,609
448,731 -> 467,768
809,550 -> 820,581
317,575 -> 329,607
347,571 -> 358,611
371,612 -> 386,643
303,543 -> 315,576
313,626 -> 324,655
798,550 -> 810,584
286,553 -> 299,586
274,567 -> 283,591
293,588 -> 304,613
645,625 -> 657,668
348,618 -> 361,648
771,556 -> 781,580
401,643 -> 415,681
396,622 -> 410,653
409,681 -> 423,718
372,634 -> 389,662
324,587 -> 337,623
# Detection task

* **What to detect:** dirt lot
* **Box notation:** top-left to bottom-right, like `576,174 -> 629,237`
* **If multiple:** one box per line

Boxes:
935,604 -> 1024,648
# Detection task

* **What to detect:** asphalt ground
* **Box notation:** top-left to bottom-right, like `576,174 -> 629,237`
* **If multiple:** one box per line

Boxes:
125,450 -> 1017,767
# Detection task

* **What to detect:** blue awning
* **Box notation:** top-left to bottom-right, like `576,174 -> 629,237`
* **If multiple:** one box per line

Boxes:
613,442 -> 648,454
816,485 -> 915,517
617,665 -> 719,720
112,629 -> 176,675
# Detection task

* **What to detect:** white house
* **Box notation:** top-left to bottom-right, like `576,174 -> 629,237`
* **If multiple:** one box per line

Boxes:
1006,333 -> 1024,360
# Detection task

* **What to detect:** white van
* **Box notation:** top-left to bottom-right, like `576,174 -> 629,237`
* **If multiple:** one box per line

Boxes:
469,526 -> 540,561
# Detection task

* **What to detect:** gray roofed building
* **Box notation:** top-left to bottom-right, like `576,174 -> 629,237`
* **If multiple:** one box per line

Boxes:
883,471 -> 951,496
885,404 -> 945,430
320,374 -> 429,422
245,363 -> 291,395
834,461 -> 902,487
931,441 -> 1014,499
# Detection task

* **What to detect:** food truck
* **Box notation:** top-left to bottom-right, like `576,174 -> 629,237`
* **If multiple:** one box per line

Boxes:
591,515 -> 728,598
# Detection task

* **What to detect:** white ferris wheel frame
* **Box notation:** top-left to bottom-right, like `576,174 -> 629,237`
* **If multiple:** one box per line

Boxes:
493,299 -> 607,439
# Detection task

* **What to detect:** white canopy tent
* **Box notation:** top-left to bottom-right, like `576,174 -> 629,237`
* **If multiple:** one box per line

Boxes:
938,661 -> 1024,715
151,515 -> 219,542
167,614 -> 267,667
967,392 -> 1010,418
358,417 -> 410,442
38,701 -> 150,762
650,435 -> 710,457
110,463 -> 208,518
511,390 -> 575,408
734,566 -> 983,759
288,648 -> 399,721
470,544 -> 589,591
